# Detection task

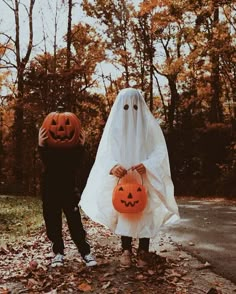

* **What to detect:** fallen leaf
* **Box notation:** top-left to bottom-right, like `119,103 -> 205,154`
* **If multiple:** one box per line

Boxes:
78,282 -> 92,292
27,278 -> 38,288
135,274 -> 146,281
147,269 -> 155,275
195,261 -> 212,270
102,281 -> 111,289
0,287 -> 10,294
28,260 -> 38,270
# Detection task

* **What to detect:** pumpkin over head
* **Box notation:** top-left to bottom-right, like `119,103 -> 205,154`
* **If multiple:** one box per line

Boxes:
41,110 -> 82,148
112,180 -> 147,214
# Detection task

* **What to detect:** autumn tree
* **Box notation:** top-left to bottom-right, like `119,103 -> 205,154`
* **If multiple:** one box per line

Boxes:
188,0 -> 224,123
82,0 -> 136,89
180,0 -> 236,124
1,0 -> 36,192
132,10 -> 156,110
140,0 -> 185,128
141,0 -> 236,127
23,20 -> 106,133
216,2 -> 236,121
0,38 -> 13,189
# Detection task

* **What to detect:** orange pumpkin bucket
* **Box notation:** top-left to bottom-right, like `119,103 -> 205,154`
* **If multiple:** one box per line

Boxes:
112,171 -> 147,214
41,107 -> 81,148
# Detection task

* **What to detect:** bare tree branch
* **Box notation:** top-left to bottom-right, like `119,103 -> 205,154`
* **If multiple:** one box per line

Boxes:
0,32 -> 15,44
22,0 -> 36,65
2,0 -> 14,11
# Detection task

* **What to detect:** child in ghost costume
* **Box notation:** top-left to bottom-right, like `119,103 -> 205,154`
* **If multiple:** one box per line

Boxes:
80,88 -> 179,267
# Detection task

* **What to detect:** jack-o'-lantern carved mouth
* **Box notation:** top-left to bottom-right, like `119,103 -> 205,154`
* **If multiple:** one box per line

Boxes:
49,130 -> 75,141
121,200 -> 139,207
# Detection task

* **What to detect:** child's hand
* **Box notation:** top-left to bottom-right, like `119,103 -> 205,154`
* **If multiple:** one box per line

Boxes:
132,163 -> 146,175
111,165 -> 127,178
38,127 -> 48,147
79,129 -> 85,145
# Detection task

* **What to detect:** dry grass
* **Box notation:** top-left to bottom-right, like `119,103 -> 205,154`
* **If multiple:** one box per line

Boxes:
0,195 -> 44,246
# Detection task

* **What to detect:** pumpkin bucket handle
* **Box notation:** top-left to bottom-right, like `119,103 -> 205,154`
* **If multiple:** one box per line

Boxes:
116,167 -> 144,185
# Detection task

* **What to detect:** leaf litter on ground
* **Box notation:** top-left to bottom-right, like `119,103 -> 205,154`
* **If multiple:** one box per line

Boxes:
0,213 -> 227,294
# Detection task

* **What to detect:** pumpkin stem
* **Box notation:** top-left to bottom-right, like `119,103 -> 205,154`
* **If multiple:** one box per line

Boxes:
57,105 -> 65,113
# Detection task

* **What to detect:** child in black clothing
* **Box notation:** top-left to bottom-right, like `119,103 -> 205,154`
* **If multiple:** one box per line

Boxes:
38,127 -> 96,267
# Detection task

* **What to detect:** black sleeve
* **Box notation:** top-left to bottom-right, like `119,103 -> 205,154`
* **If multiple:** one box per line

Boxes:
38,145 -> 51,166
75,147 -> 94,194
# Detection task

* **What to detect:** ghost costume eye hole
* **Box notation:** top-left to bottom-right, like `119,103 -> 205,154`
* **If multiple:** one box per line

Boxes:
133,104 -> 138,110
124,104 -> 129,110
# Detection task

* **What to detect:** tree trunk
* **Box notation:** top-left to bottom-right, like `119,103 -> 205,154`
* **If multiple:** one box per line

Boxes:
209,5 -> 223,123
168,76 -> 180,129
13,0 -> 24,187
148,33 -> 154,112
66,0 -> 73,110
153,72 -> 168,122
0,110 -> 3,183
12,0 -> 35,192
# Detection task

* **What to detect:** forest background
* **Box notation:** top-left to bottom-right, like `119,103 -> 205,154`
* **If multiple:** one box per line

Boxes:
0,0 -> 235,198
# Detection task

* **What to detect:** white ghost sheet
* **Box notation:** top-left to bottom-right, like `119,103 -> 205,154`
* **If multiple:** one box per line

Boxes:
80,88 -> 180,238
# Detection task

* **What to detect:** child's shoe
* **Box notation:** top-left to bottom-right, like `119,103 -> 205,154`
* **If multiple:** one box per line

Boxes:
136,250 -> 148,268
120,250 -> 132,268
51,253 -> 64,267
82,253 -> 97,267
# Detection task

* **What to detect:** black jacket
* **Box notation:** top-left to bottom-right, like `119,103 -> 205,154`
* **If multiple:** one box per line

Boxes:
38,145 -> 92,198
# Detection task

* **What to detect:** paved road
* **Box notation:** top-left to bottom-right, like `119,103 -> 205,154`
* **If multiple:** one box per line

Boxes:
162,198 -> 236,284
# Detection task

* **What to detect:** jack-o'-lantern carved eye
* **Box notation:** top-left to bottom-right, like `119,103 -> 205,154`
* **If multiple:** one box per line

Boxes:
41,110 -> 81,149
119,187 -> 124,191
137,187 -> 142,192
124,104 -> 129,110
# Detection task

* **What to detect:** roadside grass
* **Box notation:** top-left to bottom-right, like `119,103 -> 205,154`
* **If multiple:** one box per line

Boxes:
0,195 -> 44,246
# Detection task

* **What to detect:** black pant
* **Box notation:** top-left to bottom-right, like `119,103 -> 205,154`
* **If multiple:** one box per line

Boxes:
42,193 -> 90,257
121,236 -> 150,252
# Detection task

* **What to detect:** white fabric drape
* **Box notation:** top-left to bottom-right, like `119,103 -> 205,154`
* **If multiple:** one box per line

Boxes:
80,88 -> 179,238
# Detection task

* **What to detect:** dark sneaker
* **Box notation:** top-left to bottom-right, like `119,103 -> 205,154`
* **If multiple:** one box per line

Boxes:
83,253 -> 97,267
120,250 -> 132,268
51,253 -> 64,267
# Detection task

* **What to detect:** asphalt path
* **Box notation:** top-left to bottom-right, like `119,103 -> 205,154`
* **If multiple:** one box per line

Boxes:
162,198 -> 236,284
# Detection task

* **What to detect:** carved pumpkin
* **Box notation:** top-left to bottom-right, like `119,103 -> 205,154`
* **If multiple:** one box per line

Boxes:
112,180 -> 147,213
41,110 -> 81,148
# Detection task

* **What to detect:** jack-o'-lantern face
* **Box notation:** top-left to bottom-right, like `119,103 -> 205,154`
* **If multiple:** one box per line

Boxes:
41,111 -> 81,148
112,182 -> 147,213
